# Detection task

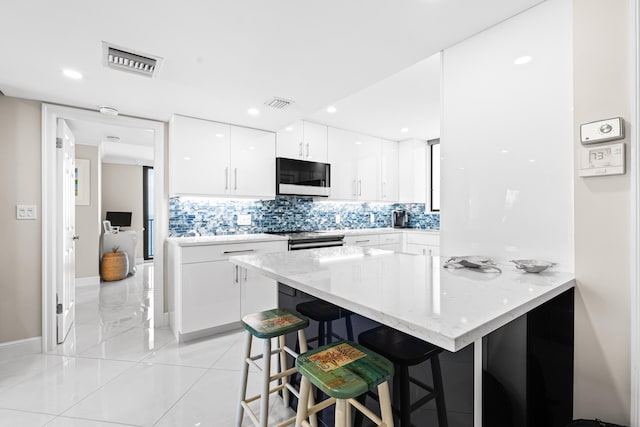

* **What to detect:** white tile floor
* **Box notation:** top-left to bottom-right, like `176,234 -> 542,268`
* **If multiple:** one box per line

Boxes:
0,263 -> 295,427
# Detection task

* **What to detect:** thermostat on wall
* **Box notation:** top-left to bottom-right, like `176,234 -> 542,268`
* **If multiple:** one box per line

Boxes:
580,117 -> 624,145
579,142 -> 625,177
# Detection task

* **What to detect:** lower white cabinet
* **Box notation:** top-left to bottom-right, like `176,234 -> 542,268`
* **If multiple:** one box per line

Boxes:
344,232 -> 403,252
404,232 -> 440,256
169,239 -> 287,341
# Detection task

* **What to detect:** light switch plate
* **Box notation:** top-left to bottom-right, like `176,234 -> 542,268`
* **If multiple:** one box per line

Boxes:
16,205 -> 37,220
580,117 -> 624,145
237,214 -> 252,226
370,213 -> 375,223
335,214 -> 341,224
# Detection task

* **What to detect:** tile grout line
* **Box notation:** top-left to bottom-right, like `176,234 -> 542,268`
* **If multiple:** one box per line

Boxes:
150,365 -> 211,426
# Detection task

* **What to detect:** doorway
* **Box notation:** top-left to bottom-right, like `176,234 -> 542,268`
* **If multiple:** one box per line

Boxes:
41,104 -> 166,352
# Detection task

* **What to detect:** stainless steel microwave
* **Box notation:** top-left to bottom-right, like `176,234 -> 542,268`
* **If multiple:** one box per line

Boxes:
276,157 -> 331,197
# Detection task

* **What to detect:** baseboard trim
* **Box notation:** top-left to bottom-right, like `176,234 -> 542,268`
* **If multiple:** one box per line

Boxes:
0,336 -> 42,358
76,276 -> 100,287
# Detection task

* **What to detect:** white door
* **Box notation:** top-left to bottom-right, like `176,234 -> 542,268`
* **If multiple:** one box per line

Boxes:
56,118 -> 76,344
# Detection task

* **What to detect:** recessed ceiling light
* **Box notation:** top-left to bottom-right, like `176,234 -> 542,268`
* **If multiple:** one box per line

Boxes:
355,141 -> 362,145
501,149 -> 509,153
400,127 -> 409,133
184,157 -> 191,161
529,159 -> 536,163
285,127 -> 293,132
248,108 -> 260,115
327,106 -> 337,114
216,133 -> 225,138
63,69 -> 83,79
514,56 -> 532,65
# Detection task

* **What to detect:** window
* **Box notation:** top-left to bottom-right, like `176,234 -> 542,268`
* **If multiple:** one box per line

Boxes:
429,140 -> 440,212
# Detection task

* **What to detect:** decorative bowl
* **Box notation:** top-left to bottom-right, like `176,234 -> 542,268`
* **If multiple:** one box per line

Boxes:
510,259 -> 555,273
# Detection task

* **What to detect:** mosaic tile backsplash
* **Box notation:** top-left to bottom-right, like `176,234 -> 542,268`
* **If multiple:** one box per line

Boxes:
169,196 -> 440,237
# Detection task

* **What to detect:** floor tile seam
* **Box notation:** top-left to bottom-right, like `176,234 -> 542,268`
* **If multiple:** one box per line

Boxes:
0,406 -> 58,417
0,354 -> 70,395
56,357 -> 141,418
148,365 -> 211,427
44,414 -> 143,427
205,331 -> 246,369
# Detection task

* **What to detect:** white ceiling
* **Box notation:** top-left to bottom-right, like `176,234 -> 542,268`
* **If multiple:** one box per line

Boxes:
1,0 -> 544,142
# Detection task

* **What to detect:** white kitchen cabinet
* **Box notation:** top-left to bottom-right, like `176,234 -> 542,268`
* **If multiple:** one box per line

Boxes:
230,126 -> 275,197
381,139 -> 399,202
344,232 -> 402,252
276,121 -> 328,162
398,139 -> 426,203
169,114 -> 275,198
404,232 -> 440,256
181,260 -> 238,334
168,239 -> 287,341
170,115 -> 230,196
328,128 -> 381,201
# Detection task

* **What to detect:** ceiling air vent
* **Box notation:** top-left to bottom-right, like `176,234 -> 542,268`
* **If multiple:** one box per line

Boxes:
102,42 -> 162,78
264,97 -> 294,110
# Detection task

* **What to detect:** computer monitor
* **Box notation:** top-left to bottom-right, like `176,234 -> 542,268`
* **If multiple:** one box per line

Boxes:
105,211 -> 132,227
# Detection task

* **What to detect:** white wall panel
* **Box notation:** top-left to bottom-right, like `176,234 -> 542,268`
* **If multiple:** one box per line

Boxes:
441,0 -> 574,271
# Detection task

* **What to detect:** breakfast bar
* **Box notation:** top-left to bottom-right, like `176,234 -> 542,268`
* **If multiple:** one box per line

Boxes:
230,246 -> 576,427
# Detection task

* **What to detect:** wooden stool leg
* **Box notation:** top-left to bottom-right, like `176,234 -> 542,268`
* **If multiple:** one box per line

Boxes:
236,331 -> 252,427
431,354 -> 448,427
295,376 -> 311,427
260,338 -> 272,427
335,399 -> 348,427
297,329 -> 318,427
378,381 -> 394,427
279,334 -> 290,407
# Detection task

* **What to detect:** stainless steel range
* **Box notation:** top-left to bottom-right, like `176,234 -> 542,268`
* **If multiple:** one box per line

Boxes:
266,231 -> 345,251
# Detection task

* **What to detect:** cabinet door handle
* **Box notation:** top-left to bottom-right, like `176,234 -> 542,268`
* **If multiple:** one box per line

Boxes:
352,180 -> 356,196
306,143 -> 310,158
224,167 -> 229,190
223,249 -> 256,254
358,180 -> 362,196
299,142 -> 303,156
234,168 -> 238,190
235,265 -> 239,283
355,240 -> 370,243
244,268 -> 248,281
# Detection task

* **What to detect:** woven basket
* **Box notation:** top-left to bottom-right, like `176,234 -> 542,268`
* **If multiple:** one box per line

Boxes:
101,252 -> 129,281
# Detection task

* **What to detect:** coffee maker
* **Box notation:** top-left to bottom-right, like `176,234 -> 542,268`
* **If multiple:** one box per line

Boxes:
392,209 -> 409,228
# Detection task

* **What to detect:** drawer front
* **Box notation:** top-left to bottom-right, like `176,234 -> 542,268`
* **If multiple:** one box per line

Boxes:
378,233 -> 402,245
406,232 -> 440,246
345,234 -> 380,247
182,241 -> 287,264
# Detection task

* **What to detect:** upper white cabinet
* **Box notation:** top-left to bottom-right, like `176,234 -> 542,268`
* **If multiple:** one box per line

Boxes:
171,115 -> 230,196
276,121 -> 328,162
328,128 -> 380,201
170,114 -> 275,198
398,140 -> 426,203
230,126 -> 275,197
381,139 -> 399,202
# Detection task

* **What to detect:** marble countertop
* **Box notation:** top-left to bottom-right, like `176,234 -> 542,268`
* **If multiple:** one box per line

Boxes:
336,228 -> 439,236
230,246 -> 574,352
167,233 -> 288,246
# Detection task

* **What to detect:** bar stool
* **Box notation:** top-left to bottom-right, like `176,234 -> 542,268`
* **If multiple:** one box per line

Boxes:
296,300 -> 354,347
294,340 -> 395,427
236,308 -> 317,427
355,326 -> 448,427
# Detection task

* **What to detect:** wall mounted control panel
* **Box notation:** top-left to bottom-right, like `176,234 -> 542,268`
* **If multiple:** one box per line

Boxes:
578,142 -> 625,177
580,117 -> 624,144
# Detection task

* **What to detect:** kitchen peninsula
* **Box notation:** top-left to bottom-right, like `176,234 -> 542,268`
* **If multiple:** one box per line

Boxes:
230,246 -> 576,427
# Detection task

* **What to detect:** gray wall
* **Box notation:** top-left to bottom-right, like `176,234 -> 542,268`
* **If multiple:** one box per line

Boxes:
75,145 -> 100,278
0,96 -> 42,342
573,0 -> 632,423
102,163 -> 144,261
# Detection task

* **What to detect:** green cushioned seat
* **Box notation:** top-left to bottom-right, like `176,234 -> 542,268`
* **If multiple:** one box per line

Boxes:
295,340 -> 394,400
241,308 -> 309,339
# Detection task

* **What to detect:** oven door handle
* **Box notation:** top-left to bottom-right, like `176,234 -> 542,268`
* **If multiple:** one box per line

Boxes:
289,241 -> 345,250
